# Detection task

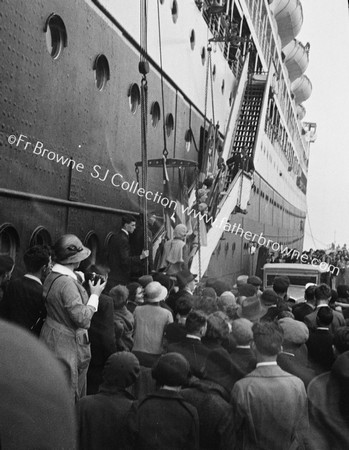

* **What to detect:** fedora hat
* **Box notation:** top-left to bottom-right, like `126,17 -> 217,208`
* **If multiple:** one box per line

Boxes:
176,269 -> 197,288
53,234 -> 91,265
238,295 -> 267,322
144,281 -> 168,303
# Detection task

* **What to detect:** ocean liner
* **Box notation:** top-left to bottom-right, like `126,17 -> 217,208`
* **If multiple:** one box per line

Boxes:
0,0 -> 316,283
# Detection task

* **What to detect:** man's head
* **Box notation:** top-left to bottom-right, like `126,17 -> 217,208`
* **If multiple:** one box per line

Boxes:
231,318 -> 253,346
185,310 -> 207,337
152,353 -> 190,387
23,245 -> 51,279
121,215 -> 137,234
304,284 -> 317,304
337,285 -> 349,300
110,285 -> 129,309
316,306 -> 333,328
333,327 -> 349,354
247,276 -> 262,289
273,276 -> 290,296
315,284 -> 332,304
175,296 -> 193,317
176,269 -> 197,292
252,322 -> 284,358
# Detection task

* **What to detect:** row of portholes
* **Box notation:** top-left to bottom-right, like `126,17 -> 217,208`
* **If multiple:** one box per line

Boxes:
0,223 -> 115,267
45,13 -> 229,98
45,14 -> 110,90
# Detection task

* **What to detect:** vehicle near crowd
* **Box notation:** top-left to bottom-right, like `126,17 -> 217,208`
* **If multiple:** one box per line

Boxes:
262,263 -> 326,301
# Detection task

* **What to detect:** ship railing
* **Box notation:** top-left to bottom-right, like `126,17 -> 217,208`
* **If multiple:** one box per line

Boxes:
190,169 -> 253,276
244,0 -> 308,163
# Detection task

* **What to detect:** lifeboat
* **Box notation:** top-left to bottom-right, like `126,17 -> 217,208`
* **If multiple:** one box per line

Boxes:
270,0 -> 303,48
291,75 -> 312,104
283,39 -> 309,83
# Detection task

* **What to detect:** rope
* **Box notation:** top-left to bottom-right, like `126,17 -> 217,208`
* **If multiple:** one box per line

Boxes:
140,0 -> 149,273
157,0 -> 168,159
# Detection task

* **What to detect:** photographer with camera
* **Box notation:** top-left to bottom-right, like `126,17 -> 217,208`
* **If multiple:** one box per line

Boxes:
40,235 -> 106,404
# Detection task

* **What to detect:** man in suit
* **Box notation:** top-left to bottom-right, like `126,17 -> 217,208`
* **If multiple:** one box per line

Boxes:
0,245 -> 51,336
292,283 -> 316,322
306,307 -> 335,374
167,310 -> 210,378
232,322 -> 309,449
304,284 -> 345,334
108,215 -> 149,287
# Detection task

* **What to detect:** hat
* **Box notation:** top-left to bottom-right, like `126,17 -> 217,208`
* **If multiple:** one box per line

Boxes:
53,234 -> 91,264
278,317 -> 309,345
152,353 -> 190,386
247,276 -> 262,287
273,276 -> 290,292
218,291 -> 237,308
238,296 -> 267,322
233,275 -> 249,289
238,283 -> 257,298
173,224 -> 188,239
102,352 -> 140,388
212,280 -> 232,296
138,275 -> 153,288
176,269 -> 197,289
152,272 -> 175,292
0,255 -> 14,274
202,287 -> 217,300
144,281 -> 168,303
261,289 -> 279,306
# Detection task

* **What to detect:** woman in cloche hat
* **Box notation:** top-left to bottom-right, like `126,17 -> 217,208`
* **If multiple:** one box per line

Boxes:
40,234 -> 106,403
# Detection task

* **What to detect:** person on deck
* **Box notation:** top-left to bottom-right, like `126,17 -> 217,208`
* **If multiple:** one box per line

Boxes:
159,224 -> 189,276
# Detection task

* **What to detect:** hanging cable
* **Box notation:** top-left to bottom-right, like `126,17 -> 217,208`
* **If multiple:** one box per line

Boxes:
156,0 -> 168,160
139,0 -> 149,273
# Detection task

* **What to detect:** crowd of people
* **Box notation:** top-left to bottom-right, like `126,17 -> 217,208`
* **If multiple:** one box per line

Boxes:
0,218 -> 349,449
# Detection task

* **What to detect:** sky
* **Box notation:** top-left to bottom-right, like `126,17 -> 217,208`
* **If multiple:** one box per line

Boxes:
298,0 -> 349,250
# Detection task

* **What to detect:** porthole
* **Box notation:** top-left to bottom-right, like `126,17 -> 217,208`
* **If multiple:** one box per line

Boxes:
44,14 -> 67,59
29,226 -> 52,247
150,102 -> 161,127
84,231 -> 99,265
190,29 -> 196,50
171,0 -> 178,23
93,54 -> 110,91
201,47 -> 206,65
212,64 -> 216,81
221,79 -> 225,94
184,129 -> 192,152
0,223 -> 20,260
165,113 -> 174,137
128,83 -> 141,114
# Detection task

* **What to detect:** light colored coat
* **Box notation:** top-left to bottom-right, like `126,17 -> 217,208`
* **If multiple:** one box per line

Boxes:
231,364 -> 309,450
40,272 -> 95,402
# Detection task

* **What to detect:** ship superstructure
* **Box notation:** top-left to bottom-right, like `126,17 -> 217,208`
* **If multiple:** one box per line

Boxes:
0,0 -> 316,282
